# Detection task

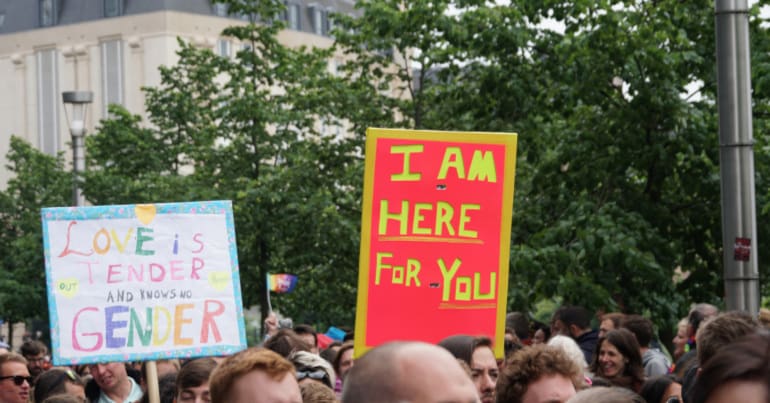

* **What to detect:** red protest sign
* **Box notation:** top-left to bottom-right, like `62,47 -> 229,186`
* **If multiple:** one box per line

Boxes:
354,128 -> 517,359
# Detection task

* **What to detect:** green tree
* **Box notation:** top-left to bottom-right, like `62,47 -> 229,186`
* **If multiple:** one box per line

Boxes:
84,0 -> 365,327
0,137 -> 71,340
334,0 -> 770,335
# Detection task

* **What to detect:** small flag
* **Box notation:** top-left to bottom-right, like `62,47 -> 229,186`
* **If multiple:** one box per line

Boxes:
267,273 -> 298,293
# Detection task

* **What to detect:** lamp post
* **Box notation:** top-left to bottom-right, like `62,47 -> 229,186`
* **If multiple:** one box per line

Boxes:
62,91 -> 93,207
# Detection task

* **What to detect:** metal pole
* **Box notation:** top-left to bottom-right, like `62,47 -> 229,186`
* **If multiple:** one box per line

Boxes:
72,132 -> 85,207
715,0 -> 760,313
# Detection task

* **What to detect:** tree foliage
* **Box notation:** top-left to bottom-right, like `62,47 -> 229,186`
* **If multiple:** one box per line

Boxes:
3,0 -> 770,335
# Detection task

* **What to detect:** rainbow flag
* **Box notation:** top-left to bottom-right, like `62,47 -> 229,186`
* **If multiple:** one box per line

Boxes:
267,273 -> 298,293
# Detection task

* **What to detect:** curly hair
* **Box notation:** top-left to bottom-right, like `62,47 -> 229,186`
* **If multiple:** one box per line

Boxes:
496,344 -> 585,403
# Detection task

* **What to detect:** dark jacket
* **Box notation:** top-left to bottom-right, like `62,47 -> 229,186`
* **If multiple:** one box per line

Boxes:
576,329 -> 599,364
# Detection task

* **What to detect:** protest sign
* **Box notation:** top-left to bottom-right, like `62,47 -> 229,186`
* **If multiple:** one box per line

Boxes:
41,200 -> 246,365
354,128 -> 517,358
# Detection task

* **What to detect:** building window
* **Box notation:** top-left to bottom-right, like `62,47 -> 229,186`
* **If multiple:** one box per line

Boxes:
101,40 -> 124,116
217,39 -> 231,58
212,2 -> 228,17
104,0 -> 123,17
36,49 -> 59,155
286,2 -> 301,30
308,5 -> 328,36
40,0 -> 58,27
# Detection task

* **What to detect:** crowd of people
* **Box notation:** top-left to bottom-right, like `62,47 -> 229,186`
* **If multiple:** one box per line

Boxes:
0,303 -> 769,403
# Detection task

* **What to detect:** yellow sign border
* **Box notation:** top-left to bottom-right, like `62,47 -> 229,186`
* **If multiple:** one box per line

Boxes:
354,128 -> 518,359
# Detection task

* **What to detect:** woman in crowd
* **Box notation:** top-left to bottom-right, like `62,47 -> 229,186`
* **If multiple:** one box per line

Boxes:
589,329 -> 645,393
639,375 -> 682,403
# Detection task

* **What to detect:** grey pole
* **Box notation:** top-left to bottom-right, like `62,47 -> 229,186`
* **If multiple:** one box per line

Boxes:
715,0 -> 760,313
62,91 -> 93,207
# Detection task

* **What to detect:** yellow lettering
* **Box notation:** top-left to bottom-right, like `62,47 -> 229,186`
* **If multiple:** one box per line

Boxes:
437,147 -> 465,180
459,204 -> 480,238
110,228 -> 134,253
412,203 -> 432,235
390,144 -> 424,181
439,258 -> 461,301
455,276 -> 472,301
435,202 -> 455,236
406,259 -> 421,287
379,200 -> 409,235
152,306 -> 171,346
375,252 -> 393,285
468,150 -> 497,182
473,272 -> 495,300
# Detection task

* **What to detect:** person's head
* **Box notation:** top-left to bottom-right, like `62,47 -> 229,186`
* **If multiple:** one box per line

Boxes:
506,312 -> 531,342
33,368 -> 85,403
552,306 -> 592,339
547,335 -> 588,373
209,347 -> 301,403
687,303 -> 719,339
672,318 -> 688,360
621,315 -> 654,348
139,372 -> 176,403
87,362 -> 129,395
531,322 -> 551,345
690,332 -> 770,403
567,386 -> 645,403
0,352 -> 31,403
319,342 -> 341,366
332,341 -> 354,382
20,340 -> 48,379
299,380 -> 337,403
290,351 -> 335,389
293,325 -> 319,354
639,375 -> 682,403
696,311 -> 759,366
439,335 -> 498,403
496,344 -> 585,403
41,395 -> 87,403
599,313 -> 625,338
175,357 -> 218,403
141,359 -> 180,391
263,329 -> 312,358
590,329 -> 644,384
341,341 -> 479,403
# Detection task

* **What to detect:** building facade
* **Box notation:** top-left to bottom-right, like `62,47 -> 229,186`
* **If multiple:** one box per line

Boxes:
0,0 -> 357,186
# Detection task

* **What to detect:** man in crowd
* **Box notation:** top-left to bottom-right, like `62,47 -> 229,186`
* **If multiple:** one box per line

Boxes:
551,306 -> 598,363
0,353 -> 31,403
19,340 -> 49,383
85,362 -> 143,403
439,335 -> 498,403
496,344 -> 585,403
293,324 -> 319,354
681,311 -> 759,402
621,315 -> 669,376
209,347 -> 301,403
341,341 -> 479,403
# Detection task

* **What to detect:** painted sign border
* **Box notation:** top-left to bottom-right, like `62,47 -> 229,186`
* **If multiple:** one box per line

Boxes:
41,200 -> 247,365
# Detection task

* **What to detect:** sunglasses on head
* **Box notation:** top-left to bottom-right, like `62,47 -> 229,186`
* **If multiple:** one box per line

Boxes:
297,369 -> 328,381
0,375 -> 32,386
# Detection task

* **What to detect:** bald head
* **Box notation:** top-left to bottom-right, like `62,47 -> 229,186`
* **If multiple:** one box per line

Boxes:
342,342 -> 480,403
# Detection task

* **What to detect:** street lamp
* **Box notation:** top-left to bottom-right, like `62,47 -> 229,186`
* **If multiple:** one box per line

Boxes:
62,91 -> 93,207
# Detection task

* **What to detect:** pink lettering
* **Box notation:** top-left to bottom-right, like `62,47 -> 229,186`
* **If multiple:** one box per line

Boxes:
72,307 -> 103,351
57,221 -> 93,257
